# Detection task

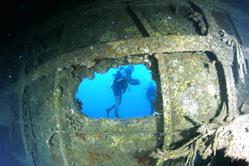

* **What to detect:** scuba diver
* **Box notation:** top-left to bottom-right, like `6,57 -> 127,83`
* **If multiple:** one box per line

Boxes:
146,81 -> 158,115
106,65 -> 140,118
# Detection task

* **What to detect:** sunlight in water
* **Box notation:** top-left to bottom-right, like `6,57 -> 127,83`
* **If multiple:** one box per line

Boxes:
76,64 -> 157,119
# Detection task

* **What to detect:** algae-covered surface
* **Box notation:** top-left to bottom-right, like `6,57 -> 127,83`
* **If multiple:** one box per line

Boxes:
20,51 -> 222,166
157,52 -> 220,148
1,0 -> 248,165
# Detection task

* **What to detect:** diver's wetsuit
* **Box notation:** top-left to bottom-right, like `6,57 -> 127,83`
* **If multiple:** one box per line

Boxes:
112,70 -> 128,97
146,82 -> 157,114
106,66 -> 140,117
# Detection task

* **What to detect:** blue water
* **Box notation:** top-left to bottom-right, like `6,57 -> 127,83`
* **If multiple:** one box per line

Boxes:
76,64 -> 157,119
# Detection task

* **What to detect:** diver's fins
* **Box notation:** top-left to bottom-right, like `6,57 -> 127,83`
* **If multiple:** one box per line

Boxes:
106,108 -> 111,117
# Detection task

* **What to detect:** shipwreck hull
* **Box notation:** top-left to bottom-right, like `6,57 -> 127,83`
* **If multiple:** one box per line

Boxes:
17,37 -> 228,166
0,0 -> 248,165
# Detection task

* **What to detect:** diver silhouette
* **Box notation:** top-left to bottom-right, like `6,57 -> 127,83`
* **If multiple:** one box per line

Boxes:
106,65 -> 140,118
146,81 -> 157,115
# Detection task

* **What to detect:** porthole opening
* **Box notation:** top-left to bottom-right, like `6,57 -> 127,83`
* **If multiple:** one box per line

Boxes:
76,64 -> 157,119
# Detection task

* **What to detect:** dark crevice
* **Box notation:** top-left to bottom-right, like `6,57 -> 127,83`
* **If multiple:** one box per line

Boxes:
245,59 -> 249,74
210,149 -> 248,166
238,101 -> 245,115
169,126 -> 200,150
188,1 -> 208,35
203,62 -> 210,73
184,115 -> 200,126
169,3 -> 177,15
126,5 -> 150,37
211,102 -> 228,122
232,51 -> 239,84
188,1 -> 204,14
148,54 -> 165,151
163,157 -> 186,166
205,52 -> 229,122
133,150 -> 155,166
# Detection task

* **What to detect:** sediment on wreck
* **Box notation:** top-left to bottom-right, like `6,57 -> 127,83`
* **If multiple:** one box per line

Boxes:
0,0 -> 248,166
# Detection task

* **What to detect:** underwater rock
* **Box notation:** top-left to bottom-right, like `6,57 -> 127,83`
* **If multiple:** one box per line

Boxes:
189,12 -> 208,35
240,102 -> 249,114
